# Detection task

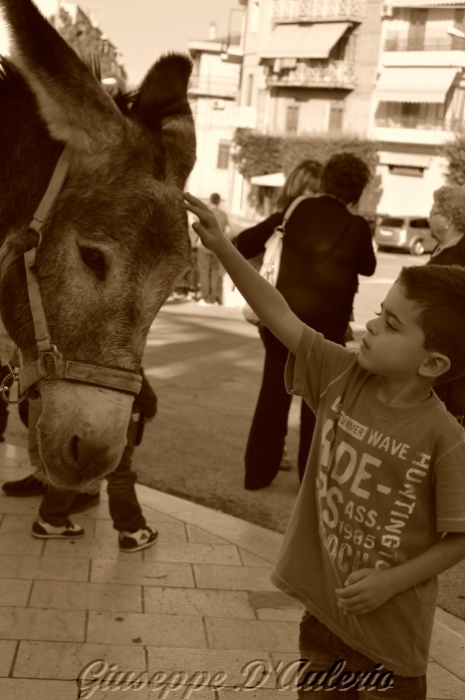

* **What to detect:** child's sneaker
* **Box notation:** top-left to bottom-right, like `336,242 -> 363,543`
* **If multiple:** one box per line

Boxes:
32,517 -> 84,539
118,526 -> 158,553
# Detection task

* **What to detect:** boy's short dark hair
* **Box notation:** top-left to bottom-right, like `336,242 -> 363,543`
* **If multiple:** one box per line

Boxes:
322,153 -> 370,206
398,264 -> 465,382
210,193 -> 221,206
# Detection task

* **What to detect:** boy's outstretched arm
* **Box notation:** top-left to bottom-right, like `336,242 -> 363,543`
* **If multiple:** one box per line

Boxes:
336,532 -> 465,615
184,193 -> 304,354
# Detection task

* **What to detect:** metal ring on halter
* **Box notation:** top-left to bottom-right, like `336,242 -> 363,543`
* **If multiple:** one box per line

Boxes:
0,363 -> 28,404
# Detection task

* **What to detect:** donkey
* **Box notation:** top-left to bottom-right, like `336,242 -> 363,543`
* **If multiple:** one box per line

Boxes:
0,0 -> 196,489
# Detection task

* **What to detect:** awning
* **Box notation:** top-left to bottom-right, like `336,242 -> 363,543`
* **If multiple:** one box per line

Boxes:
388,1 -> 463,7
251,173 -> 285,187
260,22 -> 350,60
379,152 -> 431,168
375,67 -> 458,103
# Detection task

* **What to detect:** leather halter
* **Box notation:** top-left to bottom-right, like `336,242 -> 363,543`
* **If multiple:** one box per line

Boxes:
1,147 -> 142,401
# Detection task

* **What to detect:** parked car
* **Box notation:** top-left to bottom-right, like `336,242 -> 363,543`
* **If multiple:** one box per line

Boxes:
374,216 -> 436,255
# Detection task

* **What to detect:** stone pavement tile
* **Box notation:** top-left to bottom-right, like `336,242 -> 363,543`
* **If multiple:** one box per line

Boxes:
14,640 -> 146,679
430,619 -> 465,681
205,619 -> 298,652
0,640 -> 16,676
94,518 -> 187,542
239,550 -> 275,568
43,537 -> 143,561
0,495 -> 42,515
0,512 -> 97,537
194,565 -> 276,591
81,689 -> 151,700
144,587 -> 255,619
0,578 -> 32,607
0,554 -> 89,581
87,611 -> 207,648
135,486 -> 282,563
0,532 -> 44,555
0,679 -> 77,699
141,505 -> 195,524
186,525 -> 232,545
146,648 -> 277,689
435,607 -> 465,638
427,660 -> 465,699
143,542 -> 241,566
0,443 -> 28,460
256,609 -> 303,622
91,559 -> 194,587
0,607 -> 86,642
29,580 -> 143,613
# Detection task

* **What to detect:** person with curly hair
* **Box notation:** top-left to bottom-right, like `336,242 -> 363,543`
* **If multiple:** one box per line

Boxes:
236,153 -> 376,490
428,185 -> 465,424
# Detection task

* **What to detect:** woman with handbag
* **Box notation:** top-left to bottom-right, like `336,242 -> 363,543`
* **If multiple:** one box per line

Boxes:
236,154 -> 377,490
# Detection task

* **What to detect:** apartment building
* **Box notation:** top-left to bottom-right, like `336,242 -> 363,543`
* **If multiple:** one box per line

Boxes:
239,0 -> 383,136
186,10 -> 257,203
371,1 -> 465,215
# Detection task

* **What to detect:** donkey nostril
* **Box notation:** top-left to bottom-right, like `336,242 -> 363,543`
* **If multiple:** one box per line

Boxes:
70,435 -> 80,463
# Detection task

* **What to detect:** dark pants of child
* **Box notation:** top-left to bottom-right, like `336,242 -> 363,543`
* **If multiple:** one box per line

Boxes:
297,611 -> 426,699
244,326 -> 316,490
197,247 -> 222,304
39,418 -> 145,532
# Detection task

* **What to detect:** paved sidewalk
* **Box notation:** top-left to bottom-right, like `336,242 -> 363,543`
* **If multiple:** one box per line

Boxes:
0,443 -> 464,700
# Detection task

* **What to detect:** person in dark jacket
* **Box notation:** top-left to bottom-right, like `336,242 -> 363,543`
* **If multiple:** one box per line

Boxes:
236,153 -> 377,490
428,185 -> 465,425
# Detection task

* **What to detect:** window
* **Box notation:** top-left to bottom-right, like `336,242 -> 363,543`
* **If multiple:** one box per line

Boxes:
217,140 -> 230,170
249,2 -> 260,34
246,74 -> 254,107
285,105 -> 299,135
407,9 -> 427,50
328,101 -> 344,133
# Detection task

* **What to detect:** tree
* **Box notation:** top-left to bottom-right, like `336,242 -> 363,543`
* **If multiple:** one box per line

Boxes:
56,6 -> 127,88
442,133 -> 465,186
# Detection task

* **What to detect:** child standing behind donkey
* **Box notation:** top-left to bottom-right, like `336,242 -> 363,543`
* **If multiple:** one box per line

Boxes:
184,192 -> 465,699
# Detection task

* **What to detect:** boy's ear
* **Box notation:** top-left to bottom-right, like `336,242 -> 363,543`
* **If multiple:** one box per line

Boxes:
418,353 -> 451,380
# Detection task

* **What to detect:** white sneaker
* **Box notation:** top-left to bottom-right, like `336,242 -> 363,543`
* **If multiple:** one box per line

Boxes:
32,517 -> 84,539
118,526 -> 158,552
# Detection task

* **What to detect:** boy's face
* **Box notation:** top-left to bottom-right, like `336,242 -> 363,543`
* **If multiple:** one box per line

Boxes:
358,282 -> 431,380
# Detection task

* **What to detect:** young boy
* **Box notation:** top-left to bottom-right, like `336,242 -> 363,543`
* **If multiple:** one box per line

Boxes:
184,192 -> 465,698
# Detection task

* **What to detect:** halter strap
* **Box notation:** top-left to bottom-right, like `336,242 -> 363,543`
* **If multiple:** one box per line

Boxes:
2,146 -> 143,399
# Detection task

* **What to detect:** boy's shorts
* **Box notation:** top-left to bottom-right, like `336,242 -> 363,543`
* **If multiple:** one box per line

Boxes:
297,610 -> 426,699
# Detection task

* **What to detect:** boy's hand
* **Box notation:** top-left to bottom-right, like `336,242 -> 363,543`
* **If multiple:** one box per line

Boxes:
335,568 -> 397,615
183,193 -> 225,252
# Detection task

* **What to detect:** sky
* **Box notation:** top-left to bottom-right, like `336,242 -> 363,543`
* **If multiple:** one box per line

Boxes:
81,0 -> 242,86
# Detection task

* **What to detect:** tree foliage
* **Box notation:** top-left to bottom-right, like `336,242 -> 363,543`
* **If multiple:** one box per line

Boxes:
442,134 -> 465,186
232,129 -> 379,180
57,7 -> 127,87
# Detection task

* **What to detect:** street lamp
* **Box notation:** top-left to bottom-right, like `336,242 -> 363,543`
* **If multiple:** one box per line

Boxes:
447,27 -> 465,39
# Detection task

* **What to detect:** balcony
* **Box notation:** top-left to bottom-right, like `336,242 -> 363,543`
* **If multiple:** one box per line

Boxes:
376,115 -> 464,132
267,60 -> 357,89
384,35 -> 465,53
272,0 -> 365,23
188,74 -> 238,100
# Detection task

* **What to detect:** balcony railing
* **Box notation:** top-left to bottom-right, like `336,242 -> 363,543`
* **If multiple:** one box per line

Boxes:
384,35 -> 465,52
272,0 -> 365,22
267,60 -> 357,89
375,116 -> 464,132
188,74 -> 238,98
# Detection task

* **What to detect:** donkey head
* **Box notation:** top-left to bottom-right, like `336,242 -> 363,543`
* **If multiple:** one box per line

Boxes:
0,0 -> 196,489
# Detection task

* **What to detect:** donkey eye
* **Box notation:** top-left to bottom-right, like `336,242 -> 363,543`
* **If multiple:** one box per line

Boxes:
79,246 -> 106,280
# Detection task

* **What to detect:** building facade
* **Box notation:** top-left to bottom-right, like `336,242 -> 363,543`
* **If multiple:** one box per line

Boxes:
239,0 -> 383,137
186,16 -> 256,203
370,1 -> 465,215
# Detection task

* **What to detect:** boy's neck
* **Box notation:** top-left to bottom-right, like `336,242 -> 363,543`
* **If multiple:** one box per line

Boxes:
373,375 -> 433,408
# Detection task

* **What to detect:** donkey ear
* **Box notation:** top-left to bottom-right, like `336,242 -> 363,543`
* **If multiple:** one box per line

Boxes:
130,54 -> 196,188
1,0 -> 125,152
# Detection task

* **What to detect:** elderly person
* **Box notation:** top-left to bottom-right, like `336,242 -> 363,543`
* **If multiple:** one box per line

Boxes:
236,154 -> 376,490
429,185 -> 465,265
428,185 -> 465,425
